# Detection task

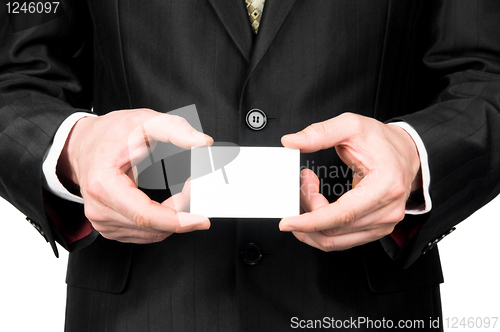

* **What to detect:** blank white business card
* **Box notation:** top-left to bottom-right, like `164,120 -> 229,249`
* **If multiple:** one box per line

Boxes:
190,147 -> 300,218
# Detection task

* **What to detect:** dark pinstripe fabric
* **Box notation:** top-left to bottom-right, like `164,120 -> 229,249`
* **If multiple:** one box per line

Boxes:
2,0 -> 500,331
65,223 -> 443,331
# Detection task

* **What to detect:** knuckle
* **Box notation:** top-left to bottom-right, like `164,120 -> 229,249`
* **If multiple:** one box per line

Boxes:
309,122 -> 327,138
132,211 -> 151,229
168,114 -> 188,128
379,179 -> 405,205
319,238 -> 337,252
149,231 -> 169,243
129,108 -> 152,121
92,223 -> 112,235
372,225 -> 395,239
337,209 -> 357,227
128,112 -> 143,125
391,206 -> 406,223
385,225 -> 396,236
84,177 -> 103,200
341,112 -> 362,131
391,181 -> 407,199
321,228 -> 338,237
84,204 -> 102,222
339,112 -> 355,120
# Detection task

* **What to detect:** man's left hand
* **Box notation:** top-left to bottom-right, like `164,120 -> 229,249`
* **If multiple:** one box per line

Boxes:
280,113 -> 422,251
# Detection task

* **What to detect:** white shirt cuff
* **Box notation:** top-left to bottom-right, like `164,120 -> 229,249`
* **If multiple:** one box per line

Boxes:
389,122 -> 432,215
42,112 -> 97,204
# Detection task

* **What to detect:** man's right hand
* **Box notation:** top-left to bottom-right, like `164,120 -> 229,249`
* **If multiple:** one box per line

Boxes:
56,109 -> 213,244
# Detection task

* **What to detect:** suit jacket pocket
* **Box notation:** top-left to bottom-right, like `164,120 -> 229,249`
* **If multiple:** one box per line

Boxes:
363,240 -> 444,294
66,235 -> 133,294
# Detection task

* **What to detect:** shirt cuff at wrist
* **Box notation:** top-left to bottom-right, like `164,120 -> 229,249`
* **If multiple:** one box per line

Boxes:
389,122 -> 432,214
42,112 -> 97,204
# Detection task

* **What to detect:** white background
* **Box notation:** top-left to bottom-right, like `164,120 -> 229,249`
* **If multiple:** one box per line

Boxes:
1,195 -> 499,331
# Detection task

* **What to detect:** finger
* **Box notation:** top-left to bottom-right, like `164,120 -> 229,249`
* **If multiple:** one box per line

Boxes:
99,173 -> 210,233
116,236 -> 170,244
319,202 -> 401,237
176,211 -> 211,228
83,190 -> 179,231
281,113 -> 365,153
352,172 -> 362,188
84,206 -> 174,242
84,197 -> 183,243
280,174 -> 389,232
84,195 -> 178,240
292,229 -> 385,252
163,178 -> 191,212
299,169 -> 329,213
143,114 -> 213,149
100,228 -> 172,244
127,113 -> 213,168
83,197 -> 147,229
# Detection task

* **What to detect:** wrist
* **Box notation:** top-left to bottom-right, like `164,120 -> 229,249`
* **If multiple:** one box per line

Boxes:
387,121 -> 432,214
388,124 -> 422,191
56,116 -> 93,195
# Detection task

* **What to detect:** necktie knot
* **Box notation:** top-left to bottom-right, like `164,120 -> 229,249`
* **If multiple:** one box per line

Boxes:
245,0 -> 265,34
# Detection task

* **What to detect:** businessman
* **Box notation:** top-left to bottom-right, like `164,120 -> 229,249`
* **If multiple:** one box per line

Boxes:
1,0 -> 500,331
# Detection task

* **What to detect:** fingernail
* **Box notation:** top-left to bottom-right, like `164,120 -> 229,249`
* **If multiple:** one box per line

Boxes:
192,131 -> 206,140
178,213 -> 210,228
280,223 -> 296,232
284,131 -> 305,141
282,134 -> 296,141
196,222 -> 210,231
192,131 -> 212,145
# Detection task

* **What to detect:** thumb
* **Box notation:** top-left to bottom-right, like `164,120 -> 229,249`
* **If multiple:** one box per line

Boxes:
143,113 -> 213,149
352,172 -> 363,188
163,177 -> 191,213
299,168 -> 329,213
281,113 -> 358,153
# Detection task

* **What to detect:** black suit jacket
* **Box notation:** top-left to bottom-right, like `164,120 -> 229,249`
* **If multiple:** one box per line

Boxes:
1,1 -> 500,331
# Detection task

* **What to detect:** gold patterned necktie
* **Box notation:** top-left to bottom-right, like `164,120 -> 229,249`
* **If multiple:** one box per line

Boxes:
245,0 -> 266,34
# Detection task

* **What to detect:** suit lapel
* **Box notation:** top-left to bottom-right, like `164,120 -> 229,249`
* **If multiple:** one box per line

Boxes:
207,0 -> 253,62
248,0 -> 297,74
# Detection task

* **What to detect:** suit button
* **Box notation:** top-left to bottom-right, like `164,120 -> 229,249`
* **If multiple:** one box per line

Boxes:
422,227 -> 456,255
27,217 -> 48,242
246,109 -> 267,130
241,243 -> 262,265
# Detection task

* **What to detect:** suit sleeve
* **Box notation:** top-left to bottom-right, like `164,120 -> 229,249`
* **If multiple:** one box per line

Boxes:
392,0 -> 500,268
0,1 -> 95,256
